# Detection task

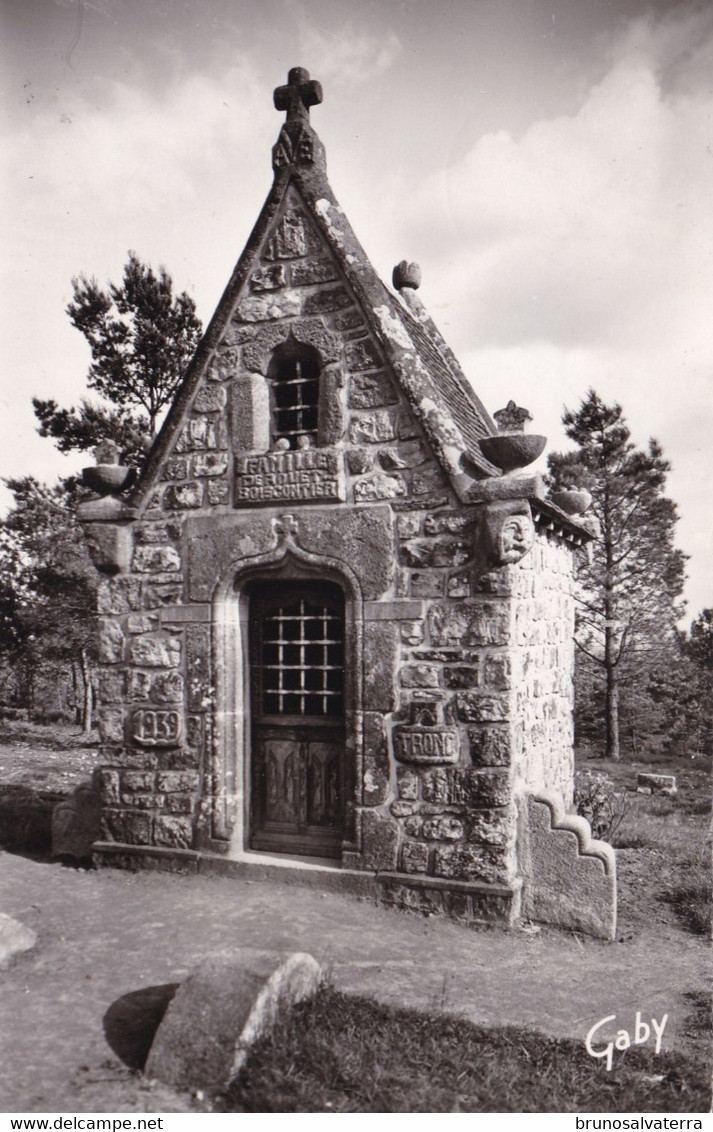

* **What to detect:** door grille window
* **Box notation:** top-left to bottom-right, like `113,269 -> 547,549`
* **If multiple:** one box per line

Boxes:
260,596 -> 344,718
271,356 -> 319,449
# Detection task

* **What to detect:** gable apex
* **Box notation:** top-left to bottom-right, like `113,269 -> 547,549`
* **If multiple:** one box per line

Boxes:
131,70 -> 501,507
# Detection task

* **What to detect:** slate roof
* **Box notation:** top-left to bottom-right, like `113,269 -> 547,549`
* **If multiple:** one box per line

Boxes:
397,302 -> 497,462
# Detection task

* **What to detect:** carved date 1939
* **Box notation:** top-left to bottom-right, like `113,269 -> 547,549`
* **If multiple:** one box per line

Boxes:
132,708 -> 182,747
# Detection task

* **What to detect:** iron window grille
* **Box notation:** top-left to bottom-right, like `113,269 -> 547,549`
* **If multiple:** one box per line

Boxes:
270,355 -> 320,449
260,595 -> 344,718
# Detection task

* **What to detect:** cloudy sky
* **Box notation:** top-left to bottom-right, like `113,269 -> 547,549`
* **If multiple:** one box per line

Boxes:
2,0 -> 711,618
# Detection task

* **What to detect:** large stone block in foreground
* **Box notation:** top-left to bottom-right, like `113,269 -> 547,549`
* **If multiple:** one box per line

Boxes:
521,792 -> 616,941
0,913 -> 37,968
145,951 -> 322,1093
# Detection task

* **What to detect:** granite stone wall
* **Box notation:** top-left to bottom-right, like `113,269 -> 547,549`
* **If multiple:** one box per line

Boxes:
357,510 -> 577,899
85,185 -> 582,927
512,532 -> 576,807
91,515 -> 577,897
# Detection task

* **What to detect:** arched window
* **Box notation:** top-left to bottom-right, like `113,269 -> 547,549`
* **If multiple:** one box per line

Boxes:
267,343 -> 320,449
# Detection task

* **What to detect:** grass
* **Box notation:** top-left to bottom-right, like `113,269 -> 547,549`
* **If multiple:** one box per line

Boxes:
0,720 -> 100,858
217,988 -> 712,1114
0,718 -> 99,754
612,805 -> 684,851
0,719 -> 98,797
682,796 -> 712,817
660,876 -> 711,937
606,764 -> 711,937
680,991 -> 713,1047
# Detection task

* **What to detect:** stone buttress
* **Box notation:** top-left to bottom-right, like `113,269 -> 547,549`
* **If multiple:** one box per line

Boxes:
79,68 -> 616,939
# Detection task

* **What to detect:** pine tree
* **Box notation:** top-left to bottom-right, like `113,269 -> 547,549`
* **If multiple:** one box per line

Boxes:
0,477 -> 97,729
32,399 -> 150,466
687,608 -> 713,671
3,254 -> 202,722
683,609 -> 713,755
548,390 -> 687,760
33,251 -> 202,459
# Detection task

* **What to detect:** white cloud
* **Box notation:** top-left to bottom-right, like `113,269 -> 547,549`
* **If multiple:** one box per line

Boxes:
0,50 -> 276,514
6,57 -> 271,210
298,23 -> 401,86
605,5 -> 713,99
1,52 -> 274,370
376,7 -> 713,616
402,56 -> 713,357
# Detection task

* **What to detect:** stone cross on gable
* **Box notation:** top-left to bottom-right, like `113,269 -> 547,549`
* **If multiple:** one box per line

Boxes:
273,67 -> 323,124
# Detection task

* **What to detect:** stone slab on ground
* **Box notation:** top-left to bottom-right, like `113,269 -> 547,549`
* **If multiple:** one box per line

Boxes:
145,952 -> 322,1092
0,851 -> 709,1112
637,773 -> 677,796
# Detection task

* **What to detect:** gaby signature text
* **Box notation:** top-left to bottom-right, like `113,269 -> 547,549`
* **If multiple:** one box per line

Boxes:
585,1012 -> 668,1071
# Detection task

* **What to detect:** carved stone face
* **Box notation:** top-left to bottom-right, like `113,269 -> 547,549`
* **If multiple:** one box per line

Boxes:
499,515 -> 535,563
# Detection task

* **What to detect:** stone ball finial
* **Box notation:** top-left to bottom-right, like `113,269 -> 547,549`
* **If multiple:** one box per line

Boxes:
549,489 -> 593,517
392,261 -> 422,291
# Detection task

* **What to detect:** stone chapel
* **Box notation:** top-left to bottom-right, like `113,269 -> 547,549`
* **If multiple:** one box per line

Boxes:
78,68 -> 616,939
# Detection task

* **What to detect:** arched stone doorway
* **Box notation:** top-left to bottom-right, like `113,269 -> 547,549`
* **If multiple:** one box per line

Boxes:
246,576 -> 346,858
210,529 -> 364,864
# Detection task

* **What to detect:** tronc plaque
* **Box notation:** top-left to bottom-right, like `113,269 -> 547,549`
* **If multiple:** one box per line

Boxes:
392,726 -> 461,765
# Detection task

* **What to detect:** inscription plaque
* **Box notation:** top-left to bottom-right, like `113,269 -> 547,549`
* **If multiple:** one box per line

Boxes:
132,708 -> 182,747
393,726 -> 460,765
234,448 -> 344,506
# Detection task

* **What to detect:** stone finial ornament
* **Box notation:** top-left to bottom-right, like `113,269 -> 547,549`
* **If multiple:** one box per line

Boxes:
392,261 -> 422,291
94,439 -> 121,465
81,440 -> 135,496
272,67 -> 325,172
273,67 -> 323,122
480,401 -> 546,475
493,401 -> 532,434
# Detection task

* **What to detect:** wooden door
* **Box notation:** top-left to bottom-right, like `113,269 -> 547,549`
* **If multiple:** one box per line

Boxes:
248,580 -> 345,858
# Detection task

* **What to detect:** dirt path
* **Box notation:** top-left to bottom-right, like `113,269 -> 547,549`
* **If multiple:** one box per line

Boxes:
0,851 -> 708,1113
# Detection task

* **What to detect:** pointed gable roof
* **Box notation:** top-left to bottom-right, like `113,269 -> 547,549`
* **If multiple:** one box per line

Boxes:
130,67 -> 500,508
